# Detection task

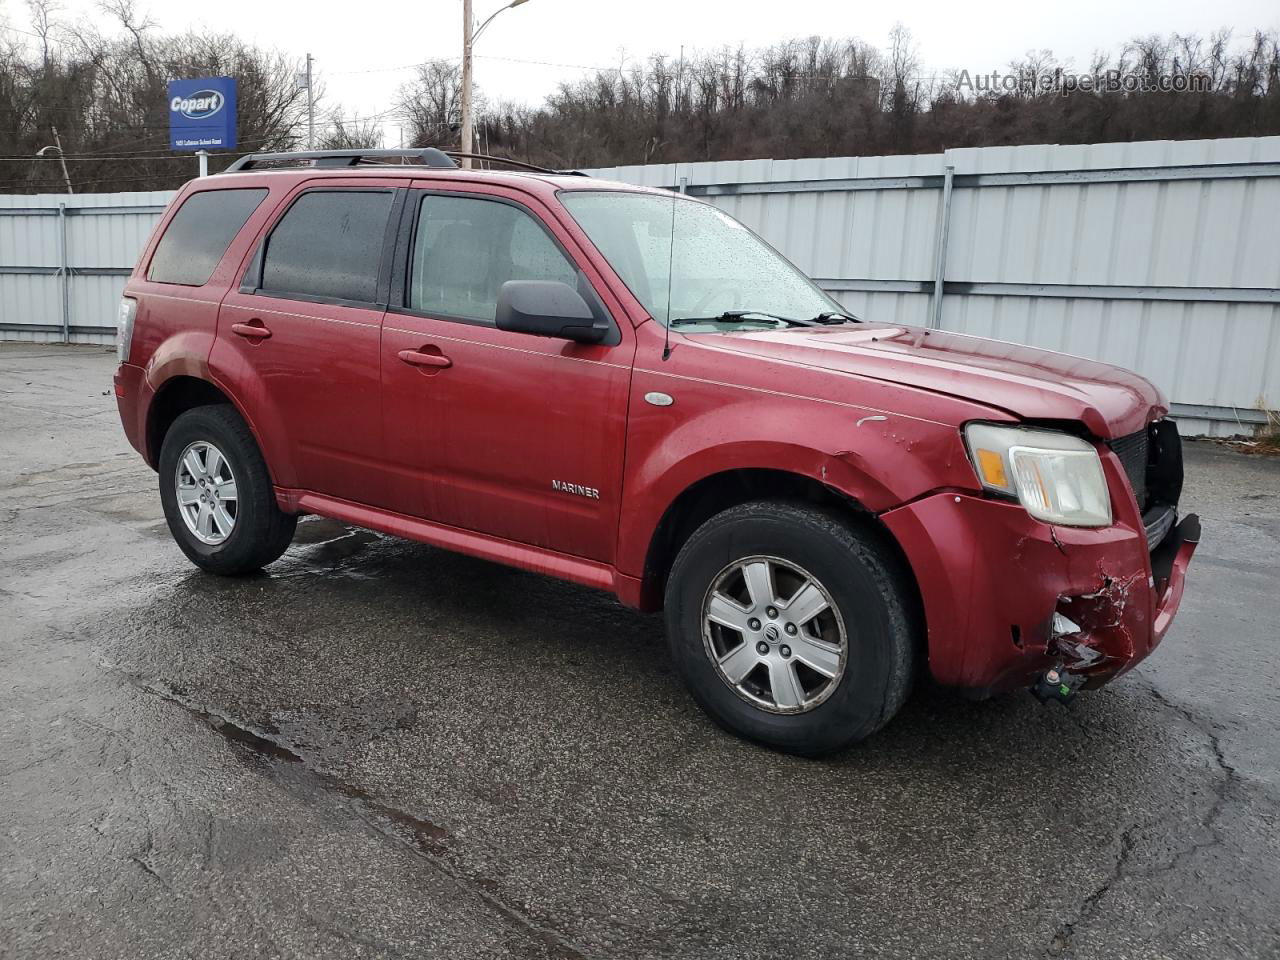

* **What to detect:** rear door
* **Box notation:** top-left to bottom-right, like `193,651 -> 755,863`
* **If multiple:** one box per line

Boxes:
212,180 -> 403,506
379,182 -> 635,562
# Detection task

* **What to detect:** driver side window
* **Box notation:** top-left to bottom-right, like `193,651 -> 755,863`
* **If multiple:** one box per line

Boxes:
408,195 -> 577,324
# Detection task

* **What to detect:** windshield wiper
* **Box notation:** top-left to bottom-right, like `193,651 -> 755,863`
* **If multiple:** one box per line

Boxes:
811,310 -> 862,324
670,310 -> 819,328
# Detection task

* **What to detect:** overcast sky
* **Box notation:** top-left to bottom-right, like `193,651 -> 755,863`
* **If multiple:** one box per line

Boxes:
7,0 -> 1278,142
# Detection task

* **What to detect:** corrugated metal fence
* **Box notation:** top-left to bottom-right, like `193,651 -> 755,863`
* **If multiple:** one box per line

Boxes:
0,191 -> 172,345
587,136 -> 1280,436
2,137 -> 1277,434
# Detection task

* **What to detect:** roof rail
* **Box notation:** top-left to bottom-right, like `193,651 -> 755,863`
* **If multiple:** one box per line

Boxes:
442,151 -> 585,176
221,147 -> 586,177
223,147 -> 457,173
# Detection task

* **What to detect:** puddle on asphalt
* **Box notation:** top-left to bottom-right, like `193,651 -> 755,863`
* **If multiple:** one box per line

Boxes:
271,517 -> 384,577
291,516 -> 355,544
306,530 -> 380,563
142,680 -> 304,763
344,787 -> 451,856
207,714 -> 304,764
137,677 -> 452,858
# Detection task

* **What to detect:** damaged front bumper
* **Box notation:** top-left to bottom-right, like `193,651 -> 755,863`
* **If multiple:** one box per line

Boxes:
880,465 -> 1200,696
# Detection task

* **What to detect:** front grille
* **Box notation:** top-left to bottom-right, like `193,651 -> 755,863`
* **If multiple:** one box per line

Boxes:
1108,429 -> 1150,510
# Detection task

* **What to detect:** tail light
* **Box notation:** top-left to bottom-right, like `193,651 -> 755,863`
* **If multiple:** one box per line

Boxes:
116,297 -> 137,363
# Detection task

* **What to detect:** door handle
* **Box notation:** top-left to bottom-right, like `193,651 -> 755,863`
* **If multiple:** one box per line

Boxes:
231,320 -> 272,340
398,348 -> 452,370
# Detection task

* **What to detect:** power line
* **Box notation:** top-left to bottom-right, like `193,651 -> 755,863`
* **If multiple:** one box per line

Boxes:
325,52 -> 617,76
476,53 -> 617,72
0,171 -> 194,188
0,132 -> 301,162
326,57 -> 457,76
0,154 -> 210,161
0,22 -> 47,40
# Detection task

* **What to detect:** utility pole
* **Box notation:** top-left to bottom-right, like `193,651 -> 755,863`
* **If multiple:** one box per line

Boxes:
460,0 -> 473,168
306,53 -> 315,150
51,127 -> 71,194
461,1 -> 530,171
37,127 -> 73,194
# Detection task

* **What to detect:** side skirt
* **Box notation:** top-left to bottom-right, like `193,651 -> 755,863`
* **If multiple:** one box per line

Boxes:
277,487 -> 618,595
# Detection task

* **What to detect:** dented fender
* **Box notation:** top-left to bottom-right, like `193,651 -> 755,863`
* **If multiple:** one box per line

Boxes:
614,381 -> 983,582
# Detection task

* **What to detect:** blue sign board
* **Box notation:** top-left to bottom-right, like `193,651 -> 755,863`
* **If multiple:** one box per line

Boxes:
168,76 -> 237,151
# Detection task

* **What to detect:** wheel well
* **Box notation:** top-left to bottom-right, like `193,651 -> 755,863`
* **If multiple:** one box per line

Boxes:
643,470 -> 863,598
146,376 -> 233,467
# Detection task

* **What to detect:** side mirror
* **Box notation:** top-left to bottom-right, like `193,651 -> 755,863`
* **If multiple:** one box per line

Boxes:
495,280 -> 609,345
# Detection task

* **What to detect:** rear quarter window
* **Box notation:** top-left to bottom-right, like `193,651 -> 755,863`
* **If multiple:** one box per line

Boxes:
148,188 -> 268,286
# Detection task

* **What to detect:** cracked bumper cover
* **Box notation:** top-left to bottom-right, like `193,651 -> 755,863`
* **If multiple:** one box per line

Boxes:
881,481 -> 1200,694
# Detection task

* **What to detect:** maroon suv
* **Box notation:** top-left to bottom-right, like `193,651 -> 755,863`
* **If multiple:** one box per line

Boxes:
114,148 -> 1199,754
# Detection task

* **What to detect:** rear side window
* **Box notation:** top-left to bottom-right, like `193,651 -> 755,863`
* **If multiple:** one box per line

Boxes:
148,188 -> 267,286
260,190 -> 394,304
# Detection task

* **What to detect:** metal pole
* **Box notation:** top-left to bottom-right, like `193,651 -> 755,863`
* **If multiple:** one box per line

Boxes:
57,202 -> 70,342
51,126 -> 72,194
930,163 -> 955,329
460,0 -> 473,169
196,150 -> 209,178
306,53 -> 315,150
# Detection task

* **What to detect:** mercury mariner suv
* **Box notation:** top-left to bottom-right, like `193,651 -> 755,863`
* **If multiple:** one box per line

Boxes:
114,147 -> 1199,755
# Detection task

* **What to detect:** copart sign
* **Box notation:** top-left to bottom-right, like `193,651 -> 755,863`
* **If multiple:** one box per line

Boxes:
168,76 -> 237,151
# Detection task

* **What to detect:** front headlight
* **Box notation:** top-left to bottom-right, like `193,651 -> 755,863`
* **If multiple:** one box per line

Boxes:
116,296 -> 137,363
964,423 -> 1112,527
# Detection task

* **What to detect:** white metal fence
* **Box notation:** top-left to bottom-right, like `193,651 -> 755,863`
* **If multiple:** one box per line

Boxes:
0,191 -> 173,346
588,136 -> 1280,436
2,137 -> 1278,434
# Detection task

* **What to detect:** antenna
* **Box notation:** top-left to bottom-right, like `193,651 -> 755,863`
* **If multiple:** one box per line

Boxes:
662,185 -> 677,361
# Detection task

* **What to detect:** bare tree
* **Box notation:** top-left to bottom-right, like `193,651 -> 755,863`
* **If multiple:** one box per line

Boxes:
1,21 -> 1278,192
396,59 -> 466,148
317,109 -> 382,150
0,1 -> 308,192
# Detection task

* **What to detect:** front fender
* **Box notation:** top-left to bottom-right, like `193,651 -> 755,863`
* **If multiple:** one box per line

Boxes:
615,377 -> 979,579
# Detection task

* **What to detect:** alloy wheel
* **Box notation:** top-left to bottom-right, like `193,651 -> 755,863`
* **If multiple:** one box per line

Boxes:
174,440 -> 238,545
700,555 -> 848,714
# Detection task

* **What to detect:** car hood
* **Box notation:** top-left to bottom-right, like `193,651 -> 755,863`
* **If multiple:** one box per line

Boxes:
700,323 -> 1166,439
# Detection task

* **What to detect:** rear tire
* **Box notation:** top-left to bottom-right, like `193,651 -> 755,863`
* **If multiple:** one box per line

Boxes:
158,404 -> 296,575
664,500 -> 916,756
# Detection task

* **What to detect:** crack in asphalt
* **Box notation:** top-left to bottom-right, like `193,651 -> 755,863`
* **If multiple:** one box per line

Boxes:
1046,682 -> 1240,956
1046,823 -> 1142,956
133,677 -> 593,960
1141,686 -> 1240,872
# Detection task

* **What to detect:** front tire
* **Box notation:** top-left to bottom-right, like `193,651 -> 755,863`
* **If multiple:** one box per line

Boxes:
664,501 -> 917,756
158,405 -> 296,575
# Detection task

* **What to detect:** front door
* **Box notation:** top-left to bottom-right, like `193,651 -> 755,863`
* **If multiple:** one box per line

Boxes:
380,185 -> 634,562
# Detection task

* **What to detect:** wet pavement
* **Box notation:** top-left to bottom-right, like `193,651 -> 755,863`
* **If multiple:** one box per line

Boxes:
2,341 -> 1279,960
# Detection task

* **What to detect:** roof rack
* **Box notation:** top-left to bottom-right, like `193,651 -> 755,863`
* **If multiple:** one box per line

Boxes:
223,147 -> 456,173
222,147 -> 586,176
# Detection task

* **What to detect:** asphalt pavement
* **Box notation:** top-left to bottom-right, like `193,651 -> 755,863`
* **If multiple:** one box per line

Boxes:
2,342 -> 1278,960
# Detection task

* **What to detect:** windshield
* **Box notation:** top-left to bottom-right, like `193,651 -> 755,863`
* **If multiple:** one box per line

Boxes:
560,191 -> 843,328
